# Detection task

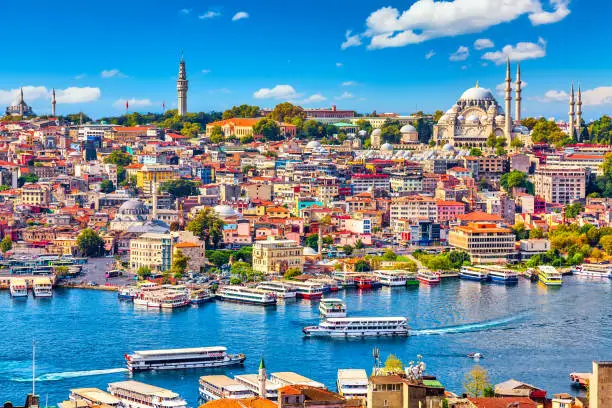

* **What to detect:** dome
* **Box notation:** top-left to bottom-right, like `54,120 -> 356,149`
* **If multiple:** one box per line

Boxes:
303,247 -> 318,256
119,199 -> 148,215
457,115 -> 465,122
358,130 -> 367,137
371,129 -> 382,136
443,143 -> 455,151
400,124 -> 417,133
306,140 -> 321,149
495,115 -> 505,122
214,204 -> 238,218
380,143 -> 393,151
466,115 -> 479,123
460,86 -> 495,101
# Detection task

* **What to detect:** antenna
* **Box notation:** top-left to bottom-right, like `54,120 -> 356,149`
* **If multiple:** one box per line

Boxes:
372,346 -> 380,375
32,340 -> 36,395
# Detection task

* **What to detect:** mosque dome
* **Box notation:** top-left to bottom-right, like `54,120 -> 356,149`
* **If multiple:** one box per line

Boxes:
214,204 -> 238,218
380,143 -> 394,151
371,129 -> 382,136
400,124 -> 417,133
456,115 -> 465,122
460,86 -> 495,101
306,140 -> 321,149
443,143 -> 455,152
303,247 -> 318,256
358,130 -> 367,137
495,114 -> 505,122
116,199 -> 149,221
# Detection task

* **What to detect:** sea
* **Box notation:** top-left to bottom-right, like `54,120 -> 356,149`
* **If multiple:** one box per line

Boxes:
1,276 -> 611,405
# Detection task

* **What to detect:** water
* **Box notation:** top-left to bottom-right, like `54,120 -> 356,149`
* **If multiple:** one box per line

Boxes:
1,277 -> 611,404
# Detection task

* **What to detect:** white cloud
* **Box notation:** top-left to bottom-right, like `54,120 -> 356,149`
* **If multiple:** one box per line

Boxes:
474,38 -> 494,50
341,30 -> 362,50
303,94 -> 327,104
482,37 -> 547,65
425,50 -> 436,59
101,69 -> 126,78
199,11 -> 221,19
449,46 -> 469,61
335,92 -> 354,100
529,0 -> 570,25
336,62 -> 343,67
202,69 -> 211,74
496,81 -> 529,95
342,81 -> 357,86
179,8 -> 191,14
0,86 -> 48,105
351,0 -> 569,50
533,90 -> 569,102
113,98 -> 152,109
232,11 -> 249,21
74,74 -> 87,80
253,85 -> 299,100
55,87 -> 101,104
535,86 -> 612,105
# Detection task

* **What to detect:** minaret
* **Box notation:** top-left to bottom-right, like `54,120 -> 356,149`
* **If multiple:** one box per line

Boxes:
568,83 -> 575,138
504,58 -> 513,144
576,84 -> 583,140
514,63 -> 522,124
51,88 -> 56,117
177,54 -> 188,117
258,357 -> 267,398
317,229 -> 323,255
18,88 -> 24,116
152,177 -> 158,220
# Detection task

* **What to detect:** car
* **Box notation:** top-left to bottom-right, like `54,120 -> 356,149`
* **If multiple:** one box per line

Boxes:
88,281 -> 98,286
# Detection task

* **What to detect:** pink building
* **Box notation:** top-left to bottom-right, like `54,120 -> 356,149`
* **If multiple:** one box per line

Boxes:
436,200 -> 465,222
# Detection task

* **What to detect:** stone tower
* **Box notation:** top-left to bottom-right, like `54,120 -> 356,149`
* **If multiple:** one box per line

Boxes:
504,58 -> 513,145
258,357 -> 267,398
177,54 -> 188,117
576,84 -> 583,140
568,83 -> 575,138
51,88 -> 56,117
514,63 -> 522,124
19,88 -> 24,116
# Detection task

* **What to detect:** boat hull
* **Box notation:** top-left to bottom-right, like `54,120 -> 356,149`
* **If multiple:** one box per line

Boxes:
296,292 -> 323,300
303,328 -> 409,338
216,296 -> 276,306
489,276 -> 519,284
459,273 -> 488,282
128,355 -> 246,372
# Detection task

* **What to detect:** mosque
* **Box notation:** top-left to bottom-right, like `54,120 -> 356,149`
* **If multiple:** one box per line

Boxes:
5,88 -> 35,117
432,60 -> 525,148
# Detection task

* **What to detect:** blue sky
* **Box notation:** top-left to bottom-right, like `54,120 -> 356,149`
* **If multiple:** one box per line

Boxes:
1,0 -> 610,120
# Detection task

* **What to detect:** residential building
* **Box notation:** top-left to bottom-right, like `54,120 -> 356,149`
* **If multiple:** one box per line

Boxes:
277,385 -> 347,408
389,172 -> 423,194
534,167 -> 586,204
129,232 -> 173,272
136,165 -> 177,195
437,201 -> 465,222
367,375 -> 445,408
252,237 -> 304,275
19,184 -> 49,206
351,174 -> 390,194
173,241 -> 206,274
448,222 -> 516,263
390,196 -> 438,231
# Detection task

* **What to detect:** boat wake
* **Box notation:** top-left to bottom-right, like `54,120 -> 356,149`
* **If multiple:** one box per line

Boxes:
410,315 -> 522,336
12,368 -> 127,382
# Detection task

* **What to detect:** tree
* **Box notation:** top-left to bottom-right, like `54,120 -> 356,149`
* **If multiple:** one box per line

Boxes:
103,151 -> 132,167
355,239 -> 365,249
355,119 -> 373,134
54,266 -> 70,278
160,179 -> 198,198
180,122 -> 201,138
500,170 -> 529,192
171,250 -> 189,278
486,133 -> 497,148
253,118 -> 281,141
222,104 -> 260,119
186,208 -> 225,249
240,135 -> 254,144
512,222 -> 529,240
529,228 -> 545,239
565,203 -> 585,219
483,386 -> 495,397
510,138 -> 524,148
0,235 -> 12,253
600,235 -> 612,255
354,259 -> 370,272
383,354 -> 404,374
464,366 -> 491,397
209,125 -> 224,143
433,110 -> 444,122
77,228 -> 105,257
469,147 -> 483,157
268,102 -> 305,122
284,268 -> 302,280
531,118 -> 572,146
520,117 -> 539,130
18,173 -> 39,187
137,265 -> 152,279
100,180 -> 115,193
343,245 -> 353,256
382,249 -> 397,261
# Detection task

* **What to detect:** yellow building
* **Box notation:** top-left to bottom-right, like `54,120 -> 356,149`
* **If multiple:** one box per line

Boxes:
448,222 -> 516,264
136,165 -> 177,195
129,233 -> 173,272
19,184 -> 50,206
266,206 -> 291,219
205,118 -> 261,138
252,237 -> 304,275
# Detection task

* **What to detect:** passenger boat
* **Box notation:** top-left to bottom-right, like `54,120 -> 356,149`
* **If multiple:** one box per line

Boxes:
538,265 -> 563,286
416,270 -> 441,285
573,263 -> 612,279
459,266 -> 489,282
190,289 -> 214,304
405,274 -> 419,286
216,285 -> 277,306
133,283 -> 164,308
288,281 -> 324,299
256,281 -> 297,299
354,276 -> 373,289
125,346 -> 246,372
9,278 -> 28,298
32,277 -> 53,297
332,271 -> 355,287
319,298 -> 347,318
485,266 -> 519,284
160,291 -> 190,309
374,270 -> 407,287
309,278 -> 340,292
117,286 -> 138,300
199,375 -> 255,401
108,380 -> 187,408
303,317 -> 409,338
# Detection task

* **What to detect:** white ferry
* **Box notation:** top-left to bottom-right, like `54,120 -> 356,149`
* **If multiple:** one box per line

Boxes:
108,380 -> 187,408
133,283 -> 163,308
190,289 -> 214,304
319,298 -> 347,318
256,281 -> 297,299
374,270 -> 407,286
459,266 -> 489,282
160,291 -> 190,309
303,317 -> 409,337
118,286 -> 139,301
199,375 -> 255,401
287,281 -> 324,299
32,277 -> 53,297
482,265 -> 519,284
538,265 -> 563,286
10,278 -> 28,297
216,286 -> 277,306
573,263 -> 612,279
309,277 -> 340,292
126,346 -> 245,372
332,271 -> 355,287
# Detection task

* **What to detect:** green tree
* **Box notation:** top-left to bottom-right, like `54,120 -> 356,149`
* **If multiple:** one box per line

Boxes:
382,249 -> 397,261
240,135 -> 254,144
510,138 -> 524,148
77,228 -> 105,257
343,245 -> 354,256
463,366 -> 491,397
222,104 -> 260,119
383,354 -> 404,374
253,118 -> 281,141
565,203 -> 585,219
355,119 -> 373,134
160,179 -> 198,198
171,250 -> 189,278
354,259 -> 370,272
209,125 -> 224,143
520,117 -> 539,130
532,118 -> 572,146
599,235 -> 612,255
284,268 -> 302,280
180,122 -> 201,138
433,110 -> 444,122
54,266 -> 70,278
103,151 -> 132,167
529,228 -> 545,239
18,173 -> 39,187
469,147 -> 483,157
483,386 -> 495,397
486,133 -> 497,148
512,222 -> 529,240
355,239 -> 365,250
137,265 -> 152,279
500,170 -> 530,192
0,235 -> 12,253
268,102 -> 305,122
100,180 -> 115,193
186,208 -> 225,249
305,234 -> 319,250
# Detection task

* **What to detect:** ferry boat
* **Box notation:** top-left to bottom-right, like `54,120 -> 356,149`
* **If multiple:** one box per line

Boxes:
216,286 -> 277,306
319,298 -> 347,318
118,286 -> 138,301
309,278 -> 340,292
374,270 -> 407,287
573,263 -> 612,279
538,265 -> 563,286
303,317 -> 409,337
133,283 -> 163,308
332,271 -> 355,287
32,277 -> 53,297
354,276 -> 373,289
405,274 -> 419,286
416,270 -> 441,285
288,281 -> 324,299
9,278 -> 28,297
160,291 -> 190,309
459,266 -> 490,282
484,266 -> 519,284
125,346 -> 246,372
190,289 -> 214,304
108,380 -> 187,408
256,281 -> 297,299
199,375 -> 255,401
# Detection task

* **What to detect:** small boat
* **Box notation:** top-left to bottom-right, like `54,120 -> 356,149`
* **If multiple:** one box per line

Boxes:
459,266 -> 489,282
467,353 -> 483,360
118,286 -> 138,300
354,276 -> 373,289
190,289 -> 214,304
319,298 -> 347,318
538,265 -> 563,286
417,270 -> 440,285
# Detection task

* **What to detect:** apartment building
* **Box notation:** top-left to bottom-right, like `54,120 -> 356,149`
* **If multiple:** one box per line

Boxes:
390,196 -> 438,232
252,237 -> 304,275
534,167 -> 586,204
351,174 -> 390,194
448,222 -> 516,264
129,233 -> 173,272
